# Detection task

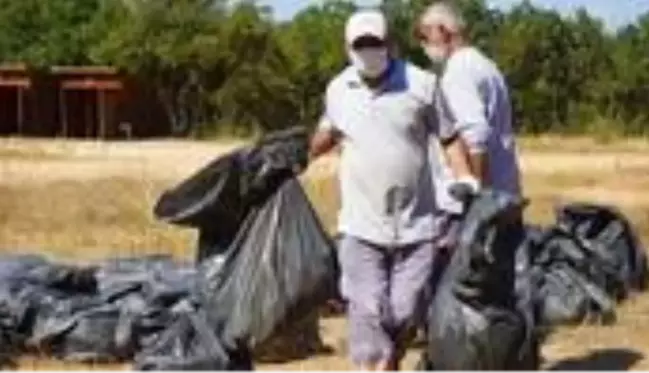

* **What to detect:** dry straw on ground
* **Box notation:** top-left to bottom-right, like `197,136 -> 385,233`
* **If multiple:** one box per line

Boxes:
1,135 -> 648,370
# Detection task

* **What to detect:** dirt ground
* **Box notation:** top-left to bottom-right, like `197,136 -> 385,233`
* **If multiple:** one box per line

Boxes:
1,136 -> 649,370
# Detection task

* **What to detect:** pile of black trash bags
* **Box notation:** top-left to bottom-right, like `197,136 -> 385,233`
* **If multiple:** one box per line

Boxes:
0,126 -> 645,370
417,190 -> 647,370
0,127 -> 337,369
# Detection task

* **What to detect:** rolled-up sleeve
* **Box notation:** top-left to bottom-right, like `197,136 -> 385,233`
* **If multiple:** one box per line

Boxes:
440,63 -> 491,154
430,81 -> 458,143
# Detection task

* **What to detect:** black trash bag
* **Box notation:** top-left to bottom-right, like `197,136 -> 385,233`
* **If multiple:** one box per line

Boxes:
131,283 -> 200,352
2,260 -> 129,361
46,303 -> 136,363
133,300 -> 251,371
133,300 -> 183,353
531,228 -> 617,326
419,189 -> 539,370
23,289 -> 100,351
0,286 -> 28,367
555,203 -> 648,295
0,259 -> 98,349
0,255 -> 49,282
0,285 -> 39,349
23,264 -> 97,294
153,127 -> 309,262
93,255 -> 204,360
95,255 -> 179,281
95,255 -> 196,310
0,255 -> 53,346
513,225 -> 549,343
0,259 -> 101,356
99,256 -> 196,298
200,178 -> 338,351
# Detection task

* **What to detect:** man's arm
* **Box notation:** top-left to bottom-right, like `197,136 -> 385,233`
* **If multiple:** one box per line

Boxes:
427,72 -> 481,198
309,128 -> 340,160
468,148 -> 489,185
308,116 -> 341,161
308,80 -> 344,162
440,133 -> 474,181
440,62 -> 492,185
438,133 -> 481,202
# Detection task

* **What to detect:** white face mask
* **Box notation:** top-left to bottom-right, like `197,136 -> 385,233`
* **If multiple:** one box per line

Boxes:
348,47 -> 389,78
423,44 -> 448,64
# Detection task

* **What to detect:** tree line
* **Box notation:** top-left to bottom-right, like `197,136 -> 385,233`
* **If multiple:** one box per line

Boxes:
1,0 -> 647,137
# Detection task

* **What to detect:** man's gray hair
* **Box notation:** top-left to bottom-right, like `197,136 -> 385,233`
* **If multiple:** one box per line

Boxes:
419,1 -> 466,33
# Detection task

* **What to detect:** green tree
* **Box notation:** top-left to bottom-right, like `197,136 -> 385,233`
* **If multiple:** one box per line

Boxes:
211,1 -> 298,134
0,0 -> 645,137
0,0 -> 101,66
89,0 -> 229,136
276,0 -> 356,128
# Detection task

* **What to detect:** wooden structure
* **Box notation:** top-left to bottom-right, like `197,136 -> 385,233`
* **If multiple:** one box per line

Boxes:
0,64 -> 31,135
52,66 -> 124,139
0,65 -> 170,139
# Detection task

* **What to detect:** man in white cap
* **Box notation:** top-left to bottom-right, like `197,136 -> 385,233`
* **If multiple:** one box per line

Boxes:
308,8 -> 479,371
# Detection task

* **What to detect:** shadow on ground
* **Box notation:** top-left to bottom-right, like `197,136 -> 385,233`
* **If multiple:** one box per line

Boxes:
255,343 -> 337,364
548,348 -> 644,371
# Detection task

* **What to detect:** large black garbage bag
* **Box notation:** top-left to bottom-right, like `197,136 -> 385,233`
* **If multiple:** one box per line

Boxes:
20,288 -> 105,354
23,262 -> 97,294
95,255 -> 196,302
0,254 -> 230,367
133,300 -> 251,371
0,258 -> 100,352
420,190 -> 539,370
0,255 -> 49,282
200,178 -> 338,350
7,259 -> 102,355
530,227 -> 617,326
517,201 -> 649,329
0,255 -> 52,345
45,303 -> 136,363
555,203 -> 648,295
95,255 -> 179,287
513,225 -> 548,344
153,127 -> 309,261
92,255 -> 201,358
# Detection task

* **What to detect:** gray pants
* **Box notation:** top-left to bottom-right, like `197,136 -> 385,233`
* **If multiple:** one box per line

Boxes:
337,235 -> 441,366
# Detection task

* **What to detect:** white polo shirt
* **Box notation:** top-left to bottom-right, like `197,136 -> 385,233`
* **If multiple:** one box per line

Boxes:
320,59 -> 454,247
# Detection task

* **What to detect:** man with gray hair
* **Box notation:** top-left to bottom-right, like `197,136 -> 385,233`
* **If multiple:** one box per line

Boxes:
308,8 -> 479,371
416,1 -> 522,243
409,1 -> 525,365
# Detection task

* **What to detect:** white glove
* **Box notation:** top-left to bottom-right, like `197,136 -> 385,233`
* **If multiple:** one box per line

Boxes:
448,174 -> 481,203
458,174 -> 481,193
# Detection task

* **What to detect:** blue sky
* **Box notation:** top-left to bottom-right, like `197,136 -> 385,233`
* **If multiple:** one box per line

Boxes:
260,0 -> 649,30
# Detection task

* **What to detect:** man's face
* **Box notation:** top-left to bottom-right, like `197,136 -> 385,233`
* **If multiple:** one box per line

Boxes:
417,23 -> 451,64
347,35 -> 389,78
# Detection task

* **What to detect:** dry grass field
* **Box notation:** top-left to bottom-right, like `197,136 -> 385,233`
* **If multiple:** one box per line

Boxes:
1,135 -> 649,370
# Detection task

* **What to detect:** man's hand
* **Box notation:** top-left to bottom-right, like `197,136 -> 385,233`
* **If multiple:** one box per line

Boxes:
448,174 -> 481,205
308,128 -> 341,162
441,134 -> 482,208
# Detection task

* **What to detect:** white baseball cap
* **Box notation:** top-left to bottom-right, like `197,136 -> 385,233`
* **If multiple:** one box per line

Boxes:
345,9 -> 388,46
